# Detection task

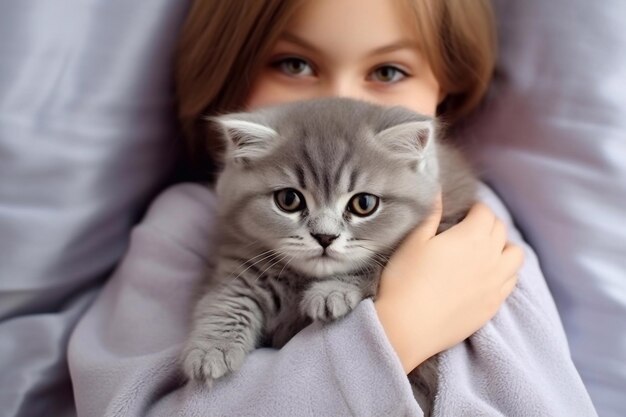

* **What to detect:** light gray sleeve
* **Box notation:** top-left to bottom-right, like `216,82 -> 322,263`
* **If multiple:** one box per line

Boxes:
67,182 -> 598,417
431,184 -> 598,416
67,183 -> 422,417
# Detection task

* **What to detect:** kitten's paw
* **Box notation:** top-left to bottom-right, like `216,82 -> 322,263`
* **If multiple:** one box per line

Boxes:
301,281 -> 362,322
182,341 -> 247,387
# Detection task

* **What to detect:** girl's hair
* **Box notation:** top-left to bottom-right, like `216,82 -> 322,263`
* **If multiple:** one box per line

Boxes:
174,0 -> 496,180
401,0 -> 496,119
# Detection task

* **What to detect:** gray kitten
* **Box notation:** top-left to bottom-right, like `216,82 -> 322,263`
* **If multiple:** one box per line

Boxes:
182,97 -> 477,413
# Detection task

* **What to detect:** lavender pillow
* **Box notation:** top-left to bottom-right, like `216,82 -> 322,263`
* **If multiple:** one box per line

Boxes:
0,1 -> 189,414
458,1 -> 626,416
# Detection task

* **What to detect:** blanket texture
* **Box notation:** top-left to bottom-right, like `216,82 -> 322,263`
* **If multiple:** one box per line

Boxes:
67,183 -> 597,417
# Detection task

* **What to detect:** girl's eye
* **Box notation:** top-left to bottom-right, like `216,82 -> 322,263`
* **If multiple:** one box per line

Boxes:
273,57 -> 314,77
348,193 -> 380,217
370,66 -> 408,83
275,188 -> 306,212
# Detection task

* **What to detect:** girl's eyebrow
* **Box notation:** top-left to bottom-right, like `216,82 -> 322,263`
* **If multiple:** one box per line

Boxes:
280,33 -> 322,54
280,32 -> 418,57
369,40 -> 419,56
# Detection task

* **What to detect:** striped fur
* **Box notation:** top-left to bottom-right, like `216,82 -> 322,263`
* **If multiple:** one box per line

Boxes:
182,98 -> 477,414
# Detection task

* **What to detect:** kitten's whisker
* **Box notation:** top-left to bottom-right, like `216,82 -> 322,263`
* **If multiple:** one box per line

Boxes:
352,239 -> 395,252
354,244 -> 392,259
362,252 -> 386,268
371,254 -> 390,266
242,249 -> 276,264
255,253 -> 290,284
352,245 -> 390,270
240,239 -> 261,251
230,249 -> 275,275
372,259 -> 385,268
278,255 -> 296,280
355,264 -> 369,279
228,250 -> 280,283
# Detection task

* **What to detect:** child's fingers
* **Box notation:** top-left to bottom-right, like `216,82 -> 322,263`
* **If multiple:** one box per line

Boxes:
500,274 -> 519,299
411,192 -> 443,243
496,245 -> 523,304
454,202 -> 497,235
497,244 -> 525,284
490,219 -> 508,251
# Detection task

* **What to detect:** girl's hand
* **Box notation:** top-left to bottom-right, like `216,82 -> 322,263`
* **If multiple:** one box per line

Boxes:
374,193 -> 523,374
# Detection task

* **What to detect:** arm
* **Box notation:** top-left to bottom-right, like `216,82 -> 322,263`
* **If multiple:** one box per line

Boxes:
367,183 -> 597,416
431,184 -> 597,416
67,184 -> 422,417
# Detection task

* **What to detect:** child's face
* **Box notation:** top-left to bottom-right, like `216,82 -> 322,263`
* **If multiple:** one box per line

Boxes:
246,0 -> 442,116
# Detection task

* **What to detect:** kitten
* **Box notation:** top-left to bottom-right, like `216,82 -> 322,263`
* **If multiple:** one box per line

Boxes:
182,97 -> 477,413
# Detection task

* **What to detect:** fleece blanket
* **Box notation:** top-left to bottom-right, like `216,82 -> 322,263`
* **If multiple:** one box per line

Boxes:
67,183 -> 597,417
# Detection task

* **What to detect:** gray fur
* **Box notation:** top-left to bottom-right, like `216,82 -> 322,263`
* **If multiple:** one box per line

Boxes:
181,98 -> 477,414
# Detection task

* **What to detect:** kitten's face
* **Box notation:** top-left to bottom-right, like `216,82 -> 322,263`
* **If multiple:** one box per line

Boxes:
224,164 -> 419,277
214,98 -> 440,277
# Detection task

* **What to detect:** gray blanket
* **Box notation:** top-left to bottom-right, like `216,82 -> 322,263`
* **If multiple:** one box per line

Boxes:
66,183 -> 596,416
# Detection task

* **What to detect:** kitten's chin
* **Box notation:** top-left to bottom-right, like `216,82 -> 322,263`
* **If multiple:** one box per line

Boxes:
292,254 -> 361,277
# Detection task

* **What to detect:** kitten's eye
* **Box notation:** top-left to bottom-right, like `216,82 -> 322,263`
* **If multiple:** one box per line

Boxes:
273,57 -> 314,77
348,193 -> 379,217
274,188 -> 306,212
370,65 -> 408,84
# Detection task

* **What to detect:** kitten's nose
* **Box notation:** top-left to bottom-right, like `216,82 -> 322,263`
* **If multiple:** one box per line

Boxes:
311,233 -> 339,249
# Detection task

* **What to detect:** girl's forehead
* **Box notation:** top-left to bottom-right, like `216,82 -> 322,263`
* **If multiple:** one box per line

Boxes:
282,0 -> 418,51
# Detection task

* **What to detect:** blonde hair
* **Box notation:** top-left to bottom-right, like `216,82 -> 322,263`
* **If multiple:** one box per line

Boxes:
175,0 -> 496,179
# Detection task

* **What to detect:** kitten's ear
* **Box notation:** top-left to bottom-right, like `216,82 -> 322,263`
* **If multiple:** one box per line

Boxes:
211,115 -> 280,165
374,120 -> 435,161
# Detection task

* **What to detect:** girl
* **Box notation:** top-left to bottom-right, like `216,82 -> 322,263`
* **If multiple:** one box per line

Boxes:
68,0 -> 596,415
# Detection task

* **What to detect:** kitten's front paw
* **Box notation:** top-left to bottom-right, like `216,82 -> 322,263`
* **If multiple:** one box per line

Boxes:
182,341 -> 247,387
301,281 -> 362,322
